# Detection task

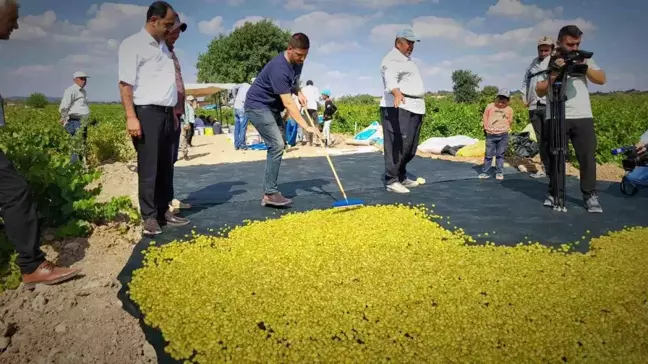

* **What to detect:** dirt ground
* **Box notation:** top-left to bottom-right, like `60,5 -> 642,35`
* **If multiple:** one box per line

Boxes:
0,132 -> 625,363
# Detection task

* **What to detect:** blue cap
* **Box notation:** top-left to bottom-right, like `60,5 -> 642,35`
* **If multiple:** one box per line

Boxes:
322,89 -> 331,96
396,28 -> 420,42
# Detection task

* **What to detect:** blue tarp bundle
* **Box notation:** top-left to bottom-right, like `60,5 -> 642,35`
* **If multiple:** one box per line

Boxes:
285,119 -> 298,146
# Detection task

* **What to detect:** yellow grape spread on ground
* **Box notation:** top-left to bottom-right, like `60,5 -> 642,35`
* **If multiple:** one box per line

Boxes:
128,205 -> 648,363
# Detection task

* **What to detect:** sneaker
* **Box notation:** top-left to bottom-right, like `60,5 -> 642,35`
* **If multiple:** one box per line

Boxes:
261,193 -> 292,207
401,178 -> 419,188
496,173 -> 504,180
530,171 -> 546,178
478,173 -> 490,179
158,210 -> 191,227
143,218 -> 162,236
386,182 -> 410,194
543,195 -> 555,207
584,193 -> 603,213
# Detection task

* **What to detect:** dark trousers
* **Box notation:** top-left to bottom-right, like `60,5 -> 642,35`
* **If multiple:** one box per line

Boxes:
132,106 -> 174,220
482,132 -> 510,174
65,118 -> 88,163
305,109 -> 319,143
547,117 -> 597,197
529,107 -> 549,171
187,123 -> 195,146
172,114 -> 182,164
380,107 -> 424,185
0,151 -> 45,274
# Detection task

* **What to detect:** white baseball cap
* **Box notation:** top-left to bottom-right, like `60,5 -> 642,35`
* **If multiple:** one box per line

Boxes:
73,71 -> 89,79
187,95 -> 195,101
497,88 -> 511,98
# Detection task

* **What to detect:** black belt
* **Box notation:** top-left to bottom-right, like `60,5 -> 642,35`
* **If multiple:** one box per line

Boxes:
402,93 -> 423,99
135,105 -> 174,113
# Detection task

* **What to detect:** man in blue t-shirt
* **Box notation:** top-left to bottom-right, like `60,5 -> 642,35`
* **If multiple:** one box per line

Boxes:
245,32 -> 320,207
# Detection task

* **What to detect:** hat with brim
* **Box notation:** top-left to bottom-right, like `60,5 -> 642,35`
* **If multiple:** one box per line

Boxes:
187,95 -> 195,101
396,28 -> 420,42
497,88 -> 511,99
172,14 -> 187,32
537,36 -> 554,47
73,71 -> 89,79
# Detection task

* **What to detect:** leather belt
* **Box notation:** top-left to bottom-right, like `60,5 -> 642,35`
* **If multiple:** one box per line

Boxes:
135,105 -> 174,113
402,93 -> 423,99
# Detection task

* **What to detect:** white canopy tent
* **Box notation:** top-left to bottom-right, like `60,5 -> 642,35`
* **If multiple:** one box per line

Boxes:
184,83 -> 237,98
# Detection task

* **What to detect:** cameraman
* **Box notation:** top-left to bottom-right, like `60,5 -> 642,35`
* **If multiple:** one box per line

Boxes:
536,25 -> 606,213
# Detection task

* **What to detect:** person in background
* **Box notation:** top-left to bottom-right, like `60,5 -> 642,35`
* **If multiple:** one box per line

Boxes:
194,114 -> 205,135
165,13 -> 191,213
233,78 -> 254,150
179,95 -> 196,160
0,92 -> 5,127
118,1 -> 190,236
622,131 -> 648,191
301,80 -> 321,146
479,88 -> 514,181
244,33 -> 320,208
59,71 -> 91,163
521,36 -> 554,179
0,0 -> 81,287
321,89 -> 337,147
379,28 -> 426,194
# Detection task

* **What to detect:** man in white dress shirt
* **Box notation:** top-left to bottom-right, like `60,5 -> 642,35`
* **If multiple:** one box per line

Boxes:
233,78 -> 254,150
59,71 -> 91,163
301,80 -> 321,146
118,1 -> 189,236
379,28 -> 426,194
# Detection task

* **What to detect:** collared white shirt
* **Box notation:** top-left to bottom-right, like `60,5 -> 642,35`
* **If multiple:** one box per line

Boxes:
118,28 -> 177,107
59,83 -> 90,119
379,48 -> 426,115
301,84 -> 321,111
233,83 -> 251,110
521,57 -> 548,111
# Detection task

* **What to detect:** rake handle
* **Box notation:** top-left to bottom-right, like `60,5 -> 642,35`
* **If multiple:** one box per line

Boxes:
303,111 -> 349,202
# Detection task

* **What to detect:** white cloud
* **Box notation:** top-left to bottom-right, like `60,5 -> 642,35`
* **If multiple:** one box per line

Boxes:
316,41 -> 361,54
487,0 -> 563,21
280,0 -> 430,10
10,65 -> 55,78
371,16 -> 595,48
198,16 -> 225,36
232,16 -> 275,30
288,11 -> 371,39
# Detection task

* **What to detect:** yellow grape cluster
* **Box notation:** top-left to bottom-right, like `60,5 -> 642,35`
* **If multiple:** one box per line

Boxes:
127,204 -> 648,363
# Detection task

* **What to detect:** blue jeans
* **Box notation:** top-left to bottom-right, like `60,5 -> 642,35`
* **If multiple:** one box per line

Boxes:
483,132 -> 509,174
65,119 -> 83,163
625,166 -> 648,187
246,108 -> 285,195
234,108 -> 248,149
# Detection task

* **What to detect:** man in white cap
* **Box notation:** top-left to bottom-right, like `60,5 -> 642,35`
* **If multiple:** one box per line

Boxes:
232,77 -> 255,150
521,36 -> 554,179
59,71 -> 91,162
379,28 -> 426,194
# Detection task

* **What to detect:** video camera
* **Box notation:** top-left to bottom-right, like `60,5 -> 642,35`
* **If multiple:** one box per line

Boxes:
550,49 -> 594,78
611,145 -> 648,171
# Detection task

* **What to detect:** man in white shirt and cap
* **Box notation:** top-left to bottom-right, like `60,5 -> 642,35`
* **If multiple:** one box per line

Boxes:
59,71 -> 91,162
379,28 -> 426,194
301,80 -> 321,146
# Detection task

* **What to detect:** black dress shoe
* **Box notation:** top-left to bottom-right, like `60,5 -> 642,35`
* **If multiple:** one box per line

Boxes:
158,211 -> 190,227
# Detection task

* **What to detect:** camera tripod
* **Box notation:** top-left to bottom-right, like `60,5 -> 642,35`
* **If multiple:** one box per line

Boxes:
528,67 -> 570,212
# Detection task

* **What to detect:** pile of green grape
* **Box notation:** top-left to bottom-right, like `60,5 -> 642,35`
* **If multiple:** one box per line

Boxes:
128,204 -> 648,363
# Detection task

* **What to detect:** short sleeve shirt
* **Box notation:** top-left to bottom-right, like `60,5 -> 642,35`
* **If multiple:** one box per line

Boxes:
539,56 -> 601,120
244,52 -> 302,113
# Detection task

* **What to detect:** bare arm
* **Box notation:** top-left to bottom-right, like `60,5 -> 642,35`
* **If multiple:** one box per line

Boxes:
586,68 -> 606,85
280,94 -> 312,130
118,82 -> 137,120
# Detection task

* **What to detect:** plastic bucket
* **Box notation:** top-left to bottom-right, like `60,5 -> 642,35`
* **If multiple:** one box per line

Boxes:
204,127 -> 214,136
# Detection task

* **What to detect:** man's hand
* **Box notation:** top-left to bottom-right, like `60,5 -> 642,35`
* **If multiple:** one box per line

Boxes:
298,93 -> 307,108
59,118 -> 67,126
392,89 -> 405,108
522,100 -> 529,107
127,116 -> 142,138
636,142 -> 647,155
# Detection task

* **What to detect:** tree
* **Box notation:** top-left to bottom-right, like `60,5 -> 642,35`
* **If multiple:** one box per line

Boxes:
25,93 -> 48,109
196,20 -> 291,84
451,70 -> 482,103
481,85 -> 499,99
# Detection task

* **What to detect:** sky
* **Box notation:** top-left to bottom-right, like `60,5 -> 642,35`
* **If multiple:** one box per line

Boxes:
0,0 -> 647,101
